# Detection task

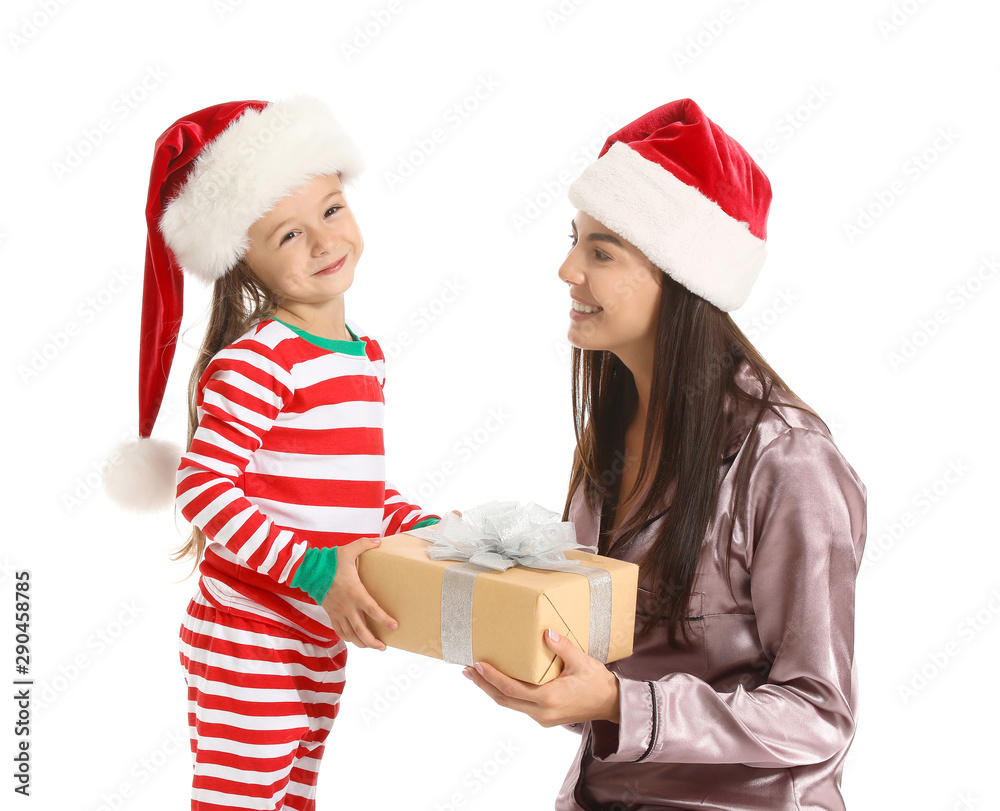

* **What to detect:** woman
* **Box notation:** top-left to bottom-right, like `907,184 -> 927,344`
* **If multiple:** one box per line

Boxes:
463,99 -> 867,810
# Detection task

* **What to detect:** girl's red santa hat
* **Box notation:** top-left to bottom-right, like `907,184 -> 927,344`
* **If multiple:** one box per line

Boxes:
568,98 -> 771,312
105,95 -> 364,511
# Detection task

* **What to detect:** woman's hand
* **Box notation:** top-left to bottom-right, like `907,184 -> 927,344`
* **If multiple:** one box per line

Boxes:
320,537 -> 397,650
463,628 -> 620,727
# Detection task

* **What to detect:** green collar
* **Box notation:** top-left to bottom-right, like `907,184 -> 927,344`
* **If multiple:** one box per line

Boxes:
270,317 -> 367,356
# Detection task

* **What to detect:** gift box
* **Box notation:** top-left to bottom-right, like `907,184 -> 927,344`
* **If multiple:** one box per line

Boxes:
356,502 -> 638,684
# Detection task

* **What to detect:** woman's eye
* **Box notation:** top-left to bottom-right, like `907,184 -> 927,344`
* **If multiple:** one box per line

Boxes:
567,233 -> 577,247
593,249 -> 611,262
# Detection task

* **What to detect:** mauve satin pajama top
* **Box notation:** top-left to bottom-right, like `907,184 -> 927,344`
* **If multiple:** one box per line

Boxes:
556,366 -> 868,811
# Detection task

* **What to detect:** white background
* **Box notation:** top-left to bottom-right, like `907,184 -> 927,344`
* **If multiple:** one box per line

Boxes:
2,0 -> 998,809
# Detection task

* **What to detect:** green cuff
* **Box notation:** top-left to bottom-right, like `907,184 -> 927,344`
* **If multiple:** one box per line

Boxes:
291,546 -> 338,604
411,517 -> 441,530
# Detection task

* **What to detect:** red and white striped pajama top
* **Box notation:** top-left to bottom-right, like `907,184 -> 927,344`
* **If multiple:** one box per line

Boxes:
177,317 -> 438,642
175,318 -> 437,810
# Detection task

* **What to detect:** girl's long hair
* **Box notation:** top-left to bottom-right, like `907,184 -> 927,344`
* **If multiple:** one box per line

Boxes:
171,258 -> 278,566
562,271 -> 820,644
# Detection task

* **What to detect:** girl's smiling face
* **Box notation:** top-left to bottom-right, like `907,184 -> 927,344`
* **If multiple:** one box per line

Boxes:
244,173 -> 363,315
558,210 -> 662,359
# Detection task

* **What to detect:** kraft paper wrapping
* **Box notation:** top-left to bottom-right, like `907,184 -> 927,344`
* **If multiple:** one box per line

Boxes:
356,533 -> 638,685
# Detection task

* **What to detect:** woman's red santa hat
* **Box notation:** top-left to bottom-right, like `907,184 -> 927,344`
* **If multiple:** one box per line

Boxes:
104,95 -> 364,511
568,98 -> 771,312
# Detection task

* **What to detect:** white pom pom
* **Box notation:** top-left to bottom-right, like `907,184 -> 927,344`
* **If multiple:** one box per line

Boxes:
104,437 -> 183,512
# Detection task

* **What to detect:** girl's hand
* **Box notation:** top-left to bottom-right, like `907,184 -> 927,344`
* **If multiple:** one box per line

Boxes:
462,628 -> 620,727
320,536 -> 397,650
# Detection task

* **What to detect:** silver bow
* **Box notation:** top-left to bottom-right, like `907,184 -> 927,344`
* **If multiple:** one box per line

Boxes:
426,501 -> 579,571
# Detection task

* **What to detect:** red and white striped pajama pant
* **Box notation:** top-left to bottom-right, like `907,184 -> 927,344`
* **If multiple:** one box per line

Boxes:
179,589 -> 347,810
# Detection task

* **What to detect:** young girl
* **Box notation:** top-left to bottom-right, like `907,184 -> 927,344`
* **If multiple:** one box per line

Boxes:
465,99 -> 867,810
106,96 -> 439,810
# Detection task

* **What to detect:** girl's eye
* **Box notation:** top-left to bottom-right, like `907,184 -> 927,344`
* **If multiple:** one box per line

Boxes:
279,231 -> 298,245
325,205 -> 341,217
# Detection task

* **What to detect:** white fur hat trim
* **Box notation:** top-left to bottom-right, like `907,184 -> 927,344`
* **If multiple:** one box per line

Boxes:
568,141 -> 767,312
159,95 -> 365,284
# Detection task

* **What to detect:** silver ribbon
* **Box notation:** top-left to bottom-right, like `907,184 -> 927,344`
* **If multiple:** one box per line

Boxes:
440,562 -> 485,666
424,502 -> 614,665
578,565 -> 612,663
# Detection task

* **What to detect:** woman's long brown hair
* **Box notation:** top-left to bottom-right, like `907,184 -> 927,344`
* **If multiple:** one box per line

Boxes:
171,258 -> 278,566
562,271 -> 820,644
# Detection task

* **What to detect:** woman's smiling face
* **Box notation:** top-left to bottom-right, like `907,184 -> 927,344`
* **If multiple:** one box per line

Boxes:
558,210 -> 662,358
